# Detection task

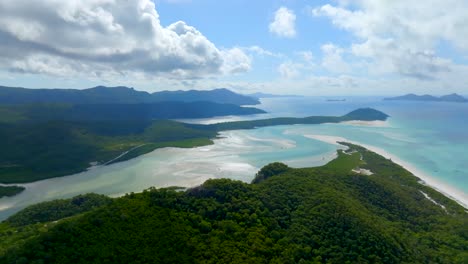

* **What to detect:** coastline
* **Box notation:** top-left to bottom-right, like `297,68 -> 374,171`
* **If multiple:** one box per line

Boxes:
304,134 -> 468,209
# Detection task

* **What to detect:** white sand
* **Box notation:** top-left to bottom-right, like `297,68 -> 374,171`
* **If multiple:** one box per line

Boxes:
340,120 -> 389,127
304,134 -> 468,209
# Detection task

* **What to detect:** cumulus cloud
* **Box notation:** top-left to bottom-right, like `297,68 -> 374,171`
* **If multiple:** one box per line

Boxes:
278,61 -> 302,79
312,0 -> 468,79
269,7 -> 296,38
351,38 -> 451,79
321,43 -> 350,73
220,48 -> 252,74
0,0 -> 250,79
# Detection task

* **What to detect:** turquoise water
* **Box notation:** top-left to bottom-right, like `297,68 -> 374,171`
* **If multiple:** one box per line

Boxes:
0,97 -> 467,220
260,97 -> 468,194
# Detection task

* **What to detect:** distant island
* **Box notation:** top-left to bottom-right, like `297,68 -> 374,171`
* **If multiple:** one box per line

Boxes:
384,93 -> 467,103
327,99 -> 346,102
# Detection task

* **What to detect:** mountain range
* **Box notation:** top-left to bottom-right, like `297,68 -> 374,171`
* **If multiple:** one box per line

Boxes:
384,93 -> 467,102
0,86 -> 260,106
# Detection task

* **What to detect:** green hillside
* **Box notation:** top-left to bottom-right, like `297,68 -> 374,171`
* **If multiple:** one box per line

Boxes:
0,143 -> 466,263
0,120 -> 217,183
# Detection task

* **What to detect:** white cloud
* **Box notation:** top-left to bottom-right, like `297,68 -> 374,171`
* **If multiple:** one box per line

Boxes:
278,61 -> 302,79
312,1 -> 468,80
245,46 -> 284,58
321,43 -> 350,73
0,0 -> 250,79
269,7 -> 296,38
220,48 -> 252,74
313,1 -> 468,50
351,38 -> 452,79
298,51 -> 314,63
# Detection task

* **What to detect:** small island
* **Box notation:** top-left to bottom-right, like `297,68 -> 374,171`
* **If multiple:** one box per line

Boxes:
0,186 -> 25,198
384,93 -> 467,103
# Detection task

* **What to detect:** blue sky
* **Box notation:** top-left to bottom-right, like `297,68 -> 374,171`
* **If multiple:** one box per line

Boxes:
0,0 -> 467,95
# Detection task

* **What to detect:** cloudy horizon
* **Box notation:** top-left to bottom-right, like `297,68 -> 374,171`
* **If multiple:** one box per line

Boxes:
1,0 -> 467,96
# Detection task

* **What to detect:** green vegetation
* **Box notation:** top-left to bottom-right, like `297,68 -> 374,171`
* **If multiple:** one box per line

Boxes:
0,194 -> 112,257
0,144 -> 466,263
5,193 -> 112,227
0,120 -> 216,183
251,162 -> 291,183
0,186 -> 25,198
0,101 -> 265,123
0,108 -> 388,184
204,108 -> 389,131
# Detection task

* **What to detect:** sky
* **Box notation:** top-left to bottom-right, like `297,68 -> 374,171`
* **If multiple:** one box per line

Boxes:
0,0 -> 467,95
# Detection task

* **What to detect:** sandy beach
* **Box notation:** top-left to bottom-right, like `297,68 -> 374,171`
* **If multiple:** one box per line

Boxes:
304,134 -> 468,209
340,120 -> 389,127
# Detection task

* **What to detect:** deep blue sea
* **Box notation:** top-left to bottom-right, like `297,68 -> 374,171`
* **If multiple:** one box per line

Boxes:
1,96 -> 467,220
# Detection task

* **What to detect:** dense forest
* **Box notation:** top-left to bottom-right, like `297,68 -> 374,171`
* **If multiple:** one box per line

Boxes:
0,108 -> 387,184
0,186 -> 25,198
0,101 -> 265,123
0,143 -> 466,263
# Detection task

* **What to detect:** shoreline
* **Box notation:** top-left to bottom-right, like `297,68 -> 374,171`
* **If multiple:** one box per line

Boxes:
304,134 -> 468,209
340,120 -> 389,127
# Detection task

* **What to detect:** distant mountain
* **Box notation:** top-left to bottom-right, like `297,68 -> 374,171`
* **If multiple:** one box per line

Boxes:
0,86 -> 151,104
384,93 -> 467,103
439,93 -> 468,102
0,86 -> 260,106
153,88 -> 260,105
0,101 -> 266,122
247,92 -> 302,99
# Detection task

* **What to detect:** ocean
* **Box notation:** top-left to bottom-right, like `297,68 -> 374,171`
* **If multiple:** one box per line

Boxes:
0,96 -> 467,220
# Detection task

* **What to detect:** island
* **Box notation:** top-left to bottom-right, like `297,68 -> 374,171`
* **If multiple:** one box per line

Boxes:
384,93 -> 468,102
0,143 -> 465,263
0,186 -> 25,199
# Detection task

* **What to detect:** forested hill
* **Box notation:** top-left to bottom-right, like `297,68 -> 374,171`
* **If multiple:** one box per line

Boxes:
0,86 -> 260,105
0,101 -> 265,122
0,143 -> 466,263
